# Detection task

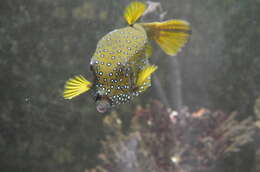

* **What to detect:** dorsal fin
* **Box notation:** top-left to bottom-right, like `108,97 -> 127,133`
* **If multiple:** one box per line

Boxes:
123,1 -> 147,25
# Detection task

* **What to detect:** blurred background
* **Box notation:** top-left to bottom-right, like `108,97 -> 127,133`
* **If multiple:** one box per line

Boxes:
0,0 -> 259,172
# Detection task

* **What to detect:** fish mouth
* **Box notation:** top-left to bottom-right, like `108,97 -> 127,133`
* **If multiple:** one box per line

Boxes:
96,99 -> 111,113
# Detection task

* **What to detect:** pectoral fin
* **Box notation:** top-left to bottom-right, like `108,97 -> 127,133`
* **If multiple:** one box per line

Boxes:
136,65 -> 157,87
63,75 -> 92,99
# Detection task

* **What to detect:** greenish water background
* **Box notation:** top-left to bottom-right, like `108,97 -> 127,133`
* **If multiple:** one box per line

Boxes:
0,0 -> 259,171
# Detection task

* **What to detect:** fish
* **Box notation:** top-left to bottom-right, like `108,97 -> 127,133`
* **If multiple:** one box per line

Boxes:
63,1 -> 191,113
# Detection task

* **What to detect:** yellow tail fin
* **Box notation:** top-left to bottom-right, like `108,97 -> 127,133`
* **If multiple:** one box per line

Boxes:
124,1 -> 147,25
136,65 -> 157,87
63,75 -> 92,99
142,20 -> 191,56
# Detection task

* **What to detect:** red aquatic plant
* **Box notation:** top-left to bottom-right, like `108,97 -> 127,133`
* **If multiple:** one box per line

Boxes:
86,100 -> 255,172
133,101 -> 255,172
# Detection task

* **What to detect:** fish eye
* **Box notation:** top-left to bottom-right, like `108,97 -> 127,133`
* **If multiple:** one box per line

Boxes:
94,92 -> 101,101
90,64 -> 94,71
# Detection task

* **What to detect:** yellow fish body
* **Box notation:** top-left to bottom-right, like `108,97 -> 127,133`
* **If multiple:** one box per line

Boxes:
63,1 -> 191,113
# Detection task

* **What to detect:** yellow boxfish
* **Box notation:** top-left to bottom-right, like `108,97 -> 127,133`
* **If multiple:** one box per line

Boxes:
63,1 -> 191,113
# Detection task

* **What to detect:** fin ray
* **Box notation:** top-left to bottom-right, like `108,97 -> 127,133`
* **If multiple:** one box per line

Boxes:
124,1 -> 147,25
136,65 -> 157,87
63,75 -> 92,99
142,20 -> 191,56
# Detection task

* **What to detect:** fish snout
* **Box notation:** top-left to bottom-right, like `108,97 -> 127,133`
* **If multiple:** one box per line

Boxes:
96,99 -> 111,113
